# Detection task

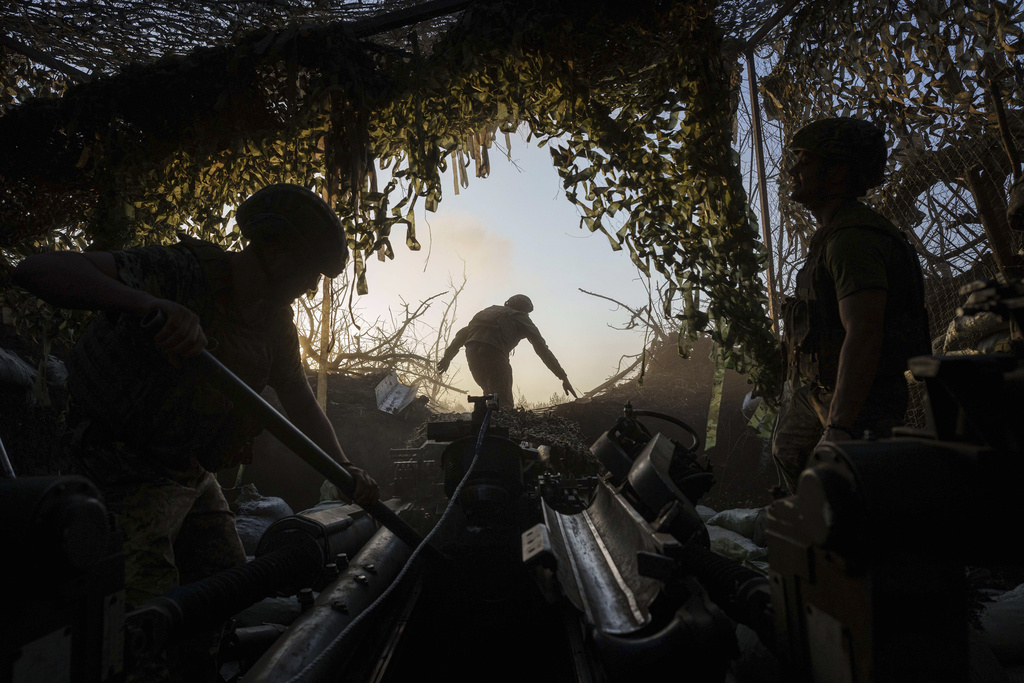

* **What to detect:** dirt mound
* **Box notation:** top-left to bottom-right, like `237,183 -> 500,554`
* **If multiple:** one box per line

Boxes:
551,336 -> 776,510
244,371 -> 436,511
1,316 -> 774,512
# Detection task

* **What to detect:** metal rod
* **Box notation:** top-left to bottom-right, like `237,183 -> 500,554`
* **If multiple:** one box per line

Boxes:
190,350 -> 429,554
746,50 -> 778,335
0,434 -> 15,479
740,0 -> 805,53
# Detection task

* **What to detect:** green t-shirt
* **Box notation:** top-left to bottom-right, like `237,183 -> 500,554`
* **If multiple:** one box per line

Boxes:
787,200 -> 930,387
823,223 -> 901,301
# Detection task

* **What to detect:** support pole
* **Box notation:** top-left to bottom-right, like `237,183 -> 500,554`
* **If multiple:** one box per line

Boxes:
746,50 -> 779,335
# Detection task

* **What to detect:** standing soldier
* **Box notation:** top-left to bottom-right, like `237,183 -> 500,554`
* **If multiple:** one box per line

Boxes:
773,118 -> 931,492
437,294 -> 577,410
13,183 -> 379,680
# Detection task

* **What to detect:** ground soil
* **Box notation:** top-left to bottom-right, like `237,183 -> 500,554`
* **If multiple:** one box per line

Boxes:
548,336 -> 776,511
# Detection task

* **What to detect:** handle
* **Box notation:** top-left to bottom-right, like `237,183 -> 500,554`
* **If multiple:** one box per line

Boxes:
140,310 -> 431,554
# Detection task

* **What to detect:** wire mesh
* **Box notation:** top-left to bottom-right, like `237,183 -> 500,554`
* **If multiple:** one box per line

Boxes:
742,2 -> 1024,428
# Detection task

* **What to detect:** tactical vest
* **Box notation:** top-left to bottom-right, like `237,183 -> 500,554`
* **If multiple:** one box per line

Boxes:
783,202 -> 931,389
69,236 -> 278,472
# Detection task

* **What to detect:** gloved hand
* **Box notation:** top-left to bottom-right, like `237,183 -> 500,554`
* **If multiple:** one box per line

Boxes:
437,357 -> 451,374
562,378 -> 578,398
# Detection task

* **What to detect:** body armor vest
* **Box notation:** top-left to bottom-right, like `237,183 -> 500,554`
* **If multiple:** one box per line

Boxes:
783,203 -> 930,389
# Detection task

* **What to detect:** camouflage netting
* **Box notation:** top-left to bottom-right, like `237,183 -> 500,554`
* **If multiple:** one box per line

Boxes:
738,0 -> 1024,420
2,0 -> 786,400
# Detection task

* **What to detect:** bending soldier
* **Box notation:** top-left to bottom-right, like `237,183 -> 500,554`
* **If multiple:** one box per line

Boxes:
437,294 -> 576,410
773,118 -> 931,492
12,184 -> 380,613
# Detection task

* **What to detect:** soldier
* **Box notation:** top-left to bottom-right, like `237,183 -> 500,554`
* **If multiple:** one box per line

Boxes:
773,118 -> 931,492
12,183 -> 379,614
437,294 -> 577,410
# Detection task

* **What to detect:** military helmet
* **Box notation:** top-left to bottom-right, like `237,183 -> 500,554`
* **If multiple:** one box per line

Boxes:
236,184 -> 348,278
790,117 -> 888,192
505,294 -> 534,313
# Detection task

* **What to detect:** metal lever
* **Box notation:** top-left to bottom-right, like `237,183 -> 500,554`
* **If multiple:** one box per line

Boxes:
141,310 -> 432,555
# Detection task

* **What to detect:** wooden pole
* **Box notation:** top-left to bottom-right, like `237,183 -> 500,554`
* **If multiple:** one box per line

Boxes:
746,50 -> 779,335
317,275 -> 331,410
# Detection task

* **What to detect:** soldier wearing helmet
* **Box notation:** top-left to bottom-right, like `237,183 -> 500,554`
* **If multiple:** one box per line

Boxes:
12,184 -> 379,624
437,294 -> 577,410
773,118 -> 931,492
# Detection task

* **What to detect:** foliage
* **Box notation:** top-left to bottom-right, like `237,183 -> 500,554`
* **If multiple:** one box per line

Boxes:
1,0 -> 780,399
371,2 -> 777,395
294,271 -> 469,403
761,0 -> 1024,257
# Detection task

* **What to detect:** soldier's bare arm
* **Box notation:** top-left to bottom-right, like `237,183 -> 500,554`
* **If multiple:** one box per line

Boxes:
14,251 -> 150,311
825,289 -> 887,440
12,251 -> 207,359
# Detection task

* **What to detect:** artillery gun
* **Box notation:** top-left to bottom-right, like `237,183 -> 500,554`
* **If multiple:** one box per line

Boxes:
5,288 -> 1024,681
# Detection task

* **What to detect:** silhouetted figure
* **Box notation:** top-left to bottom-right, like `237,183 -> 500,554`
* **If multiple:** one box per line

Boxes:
13,184 -> 378,603
437,294 -> 576,410
773,118 -> 930,492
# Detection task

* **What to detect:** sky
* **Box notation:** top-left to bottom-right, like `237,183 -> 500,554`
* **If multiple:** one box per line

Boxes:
351,133 -> 657,407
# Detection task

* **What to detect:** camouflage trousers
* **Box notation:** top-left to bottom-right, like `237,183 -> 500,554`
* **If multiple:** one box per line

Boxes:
71,441 -> 245,605
72,439 -> 246,682
465,342 -> 515,410
771,377 -> 908,493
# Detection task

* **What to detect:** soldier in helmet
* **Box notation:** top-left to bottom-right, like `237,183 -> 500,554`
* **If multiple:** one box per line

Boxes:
437,294 -> 577,410
12,184 -> 380,616
773,118 -> 931,492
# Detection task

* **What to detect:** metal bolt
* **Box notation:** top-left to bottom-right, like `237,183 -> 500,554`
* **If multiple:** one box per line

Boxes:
331,601 -> 348,613
336,553 -> 349,569
324,562 -> 339,580
297,587 -> 315,612
363,563 -> 377,575
354,574 -> 369,585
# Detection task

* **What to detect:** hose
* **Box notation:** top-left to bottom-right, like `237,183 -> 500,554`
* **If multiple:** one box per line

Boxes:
632,409 -> 701,453
285,403 -> 497,683
143,544 -> 320,639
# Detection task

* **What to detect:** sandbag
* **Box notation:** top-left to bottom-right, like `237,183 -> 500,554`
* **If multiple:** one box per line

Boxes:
234,484 -> 294,555
696,505 -> 718,522
708,525 -> 767,563
979,583 -> 1024,666
0,347 -> 35,388
707,507 -> 765,540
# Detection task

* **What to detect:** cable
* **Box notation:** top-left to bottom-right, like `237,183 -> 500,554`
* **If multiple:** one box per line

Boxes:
632,409 -> 701,453
285,403 -> 495,683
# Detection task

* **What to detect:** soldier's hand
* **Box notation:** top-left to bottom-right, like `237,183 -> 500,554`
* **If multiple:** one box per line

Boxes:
344,463 -> 380,506
437,358 -> 451,374
562,378 -> 578,398
147,299 -> 207,364
818,425 -> 854,446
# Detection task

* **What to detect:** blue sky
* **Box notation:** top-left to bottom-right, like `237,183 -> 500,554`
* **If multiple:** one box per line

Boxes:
354,134 -> 656,405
